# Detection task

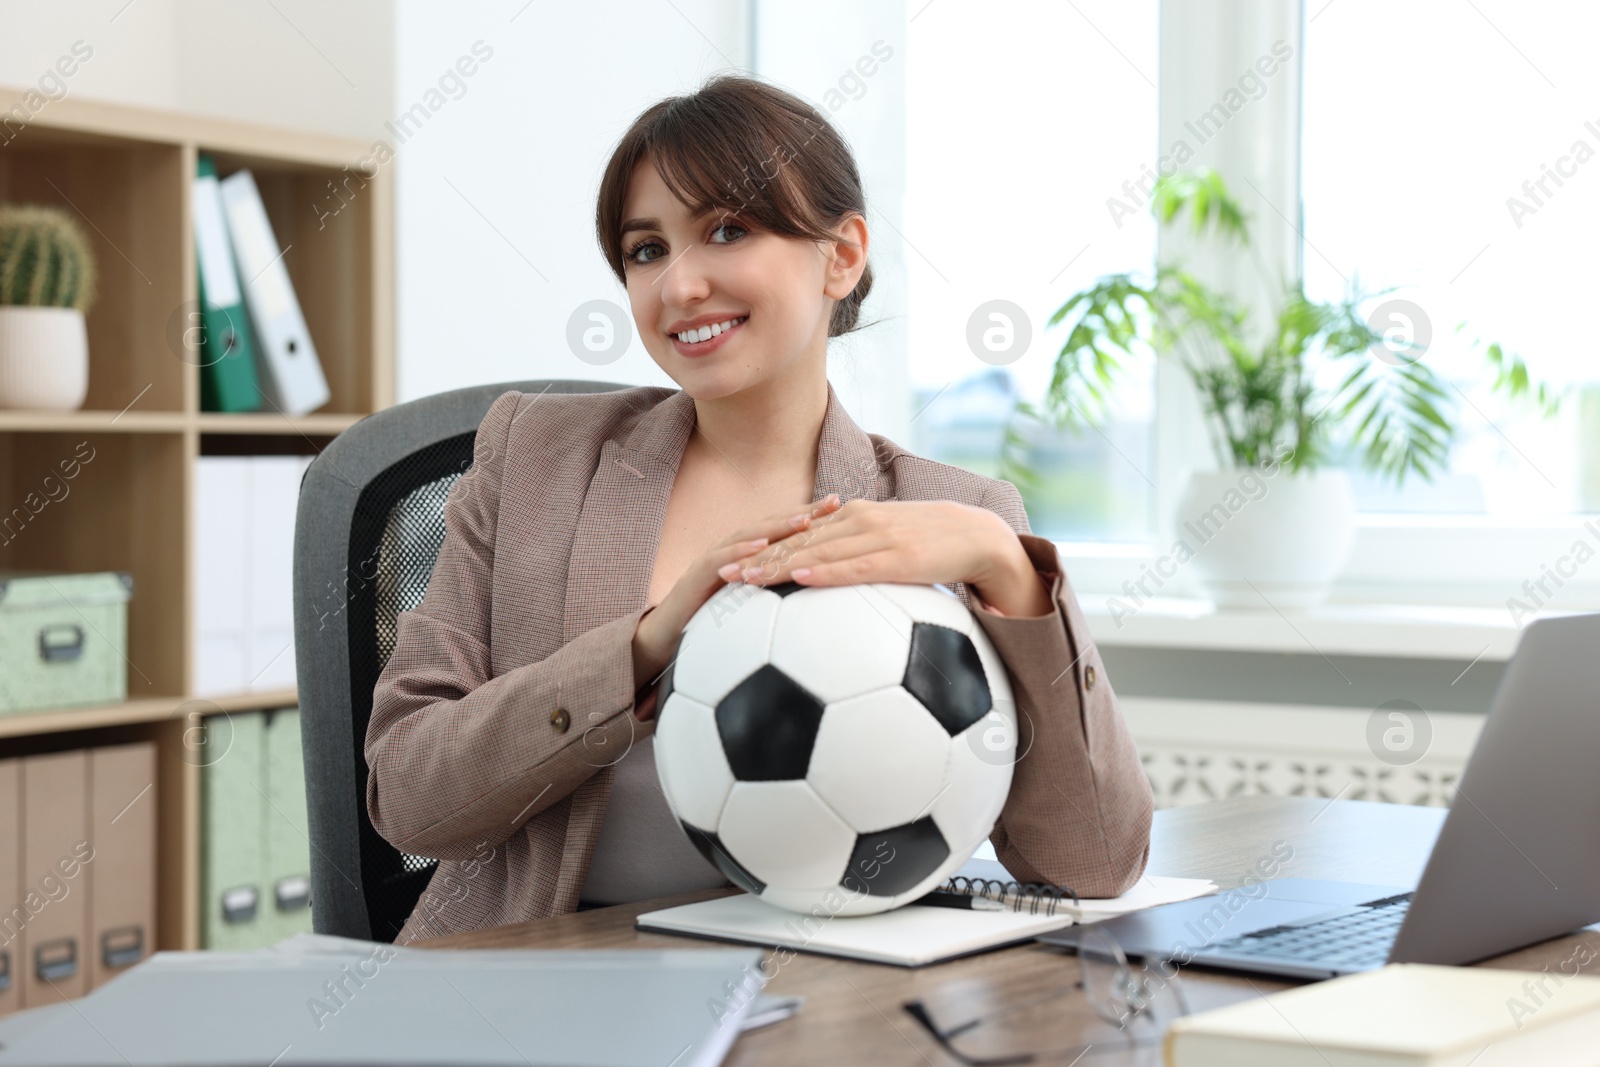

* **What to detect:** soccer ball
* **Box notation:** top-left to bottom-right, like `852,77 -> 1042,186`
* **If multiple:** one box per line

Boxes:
653,579 -> 1018,917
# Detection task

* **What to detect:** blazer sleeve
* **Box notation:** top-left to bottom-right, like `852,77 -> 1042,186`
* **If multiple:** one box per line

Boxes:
966,478 -> 1154,898
364,391 -> 654,862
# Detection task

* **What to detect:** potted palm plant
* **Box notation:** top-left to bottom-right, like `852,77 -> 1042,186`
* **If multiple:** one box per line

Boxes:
999,169 -> 1557,607
0,203 -> 97,410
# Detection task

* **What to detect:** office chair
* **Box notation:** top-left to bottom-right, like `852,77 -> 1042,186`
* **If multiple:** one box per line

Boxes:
292,378 -> 631,942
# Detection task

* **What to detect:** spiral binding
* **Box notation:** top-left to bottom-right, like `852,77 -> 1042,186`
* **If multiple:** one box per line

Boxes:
940,875 -> 1082,915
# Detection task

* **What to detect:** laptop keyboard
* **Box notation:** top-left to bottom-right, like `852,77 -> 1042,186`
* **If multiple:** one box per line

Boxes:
1208,893 -> 1413,970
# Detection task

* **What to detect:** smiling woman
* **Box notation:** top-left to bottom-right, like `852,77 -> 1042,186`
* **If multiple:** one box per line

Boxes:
362,73 -> 1153,944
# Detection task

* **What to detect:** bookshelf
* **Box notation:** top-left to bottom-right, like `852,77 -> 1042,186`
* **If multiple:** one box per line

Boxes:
0,90 -> 393,953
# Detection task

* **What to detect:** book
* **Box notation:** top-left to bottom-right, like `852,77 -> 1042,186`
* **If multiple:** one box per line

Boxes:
636,858 -> 1217,967
638,892 -> 1077,967
1164,963 -> 1600,1066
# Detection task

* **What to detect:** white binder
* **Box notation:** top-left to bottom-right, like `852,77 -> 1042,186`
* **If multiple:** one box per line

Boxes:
218,170 -> 330,416
194,457 -> 249,696
194,455 -> 312,696
192,170 -> 241,310
247,455 -> 309,691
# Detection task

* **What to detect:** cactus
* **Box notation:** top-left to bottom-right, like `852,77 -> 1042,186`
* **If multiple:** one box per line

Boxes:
0,203 -> 97,311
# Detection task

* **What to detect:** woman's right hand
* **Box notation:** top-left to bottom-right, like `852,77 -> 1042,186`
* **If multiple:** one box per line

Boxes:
631,493 -> 843,700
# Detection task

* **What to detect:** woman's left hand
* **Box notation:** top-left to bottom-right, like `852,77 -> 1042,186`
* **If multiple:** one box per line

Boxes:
715,499 -> 1055,618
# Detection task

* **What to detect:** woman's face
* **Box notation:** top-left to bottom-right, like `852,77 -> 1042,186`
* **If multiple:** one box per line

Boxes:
618,158 -> 865,401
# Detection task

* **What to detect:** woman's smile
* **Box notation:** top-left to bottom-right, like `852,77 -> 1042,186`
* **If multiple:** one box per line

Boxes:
669,314 -> 748,357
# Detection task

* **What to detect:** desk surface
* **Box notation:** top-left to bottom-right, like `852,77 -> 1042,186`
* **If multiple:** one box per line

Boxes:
414,797 -> 1596,1065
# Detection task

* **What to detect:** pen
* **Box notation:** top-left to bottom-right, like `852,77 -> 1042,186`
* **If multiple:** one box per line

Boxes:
919,891 -> 1007,912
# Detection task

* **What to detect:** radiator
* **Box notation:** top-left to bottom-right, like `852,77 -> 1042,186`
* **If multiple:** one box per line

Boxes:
1119,698 -> 1484,809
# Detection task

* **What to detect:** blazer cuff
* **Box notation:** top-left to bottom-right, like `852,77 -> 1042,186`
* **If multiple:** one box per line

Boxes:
969,535 -> 1082,694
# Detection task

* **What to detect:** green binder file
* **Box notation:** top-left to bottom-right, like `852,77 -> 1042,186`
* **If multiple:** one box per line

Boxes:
262,707 -> 314,944
201,711 -> 265,950
195,154 -> 262,413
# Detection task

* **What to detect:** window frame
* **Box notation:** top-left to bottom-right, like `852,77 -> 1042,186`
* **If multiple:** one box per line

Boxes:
1051,0 -> 1600,611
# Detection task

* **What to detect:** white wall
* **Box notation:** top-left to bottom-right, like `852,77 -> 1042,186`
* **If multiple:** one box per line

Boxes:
0,0 -> 394,142
3,1 -> 912,437
753,0 -> 909,445
392,0 -> 753,403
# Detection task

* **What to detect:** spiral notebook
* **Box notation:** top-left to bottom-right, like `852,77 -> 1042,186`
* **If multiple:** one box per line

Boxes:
636,855 -> 1216,967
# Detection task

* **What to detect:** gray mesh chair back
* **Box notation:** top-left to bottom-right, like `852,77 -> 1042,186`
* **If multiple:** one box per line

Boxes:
293,379 -> 630,941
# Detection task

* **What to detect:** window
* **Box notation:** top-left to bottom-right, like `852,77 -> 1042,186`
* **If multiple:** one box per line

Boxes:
904,0 -> 1159,542
1303,0 -> 1600,518
759,0 -> 1598,604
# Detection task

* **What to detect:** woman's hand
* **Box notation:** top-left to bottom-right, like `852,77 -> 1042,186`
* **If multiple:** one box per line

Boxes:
723,498 -> 1055,619
631,493 -> 844,698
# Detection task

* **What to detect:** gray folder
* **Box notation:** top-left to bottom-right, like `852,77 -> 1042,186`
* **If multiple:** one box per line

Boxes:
0,948 -> 765,1066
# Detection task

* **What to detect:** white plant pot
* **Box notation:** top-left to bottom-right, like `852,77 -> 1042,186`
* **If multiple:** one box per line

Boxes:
1174,468 -> 1356,609
0,306 -> 90,411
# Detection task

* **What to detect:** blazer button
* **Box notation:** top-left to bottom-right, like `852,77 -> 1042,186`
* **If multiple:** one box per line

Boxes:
550,707 -> 570,733
1085,665 -> 1097,691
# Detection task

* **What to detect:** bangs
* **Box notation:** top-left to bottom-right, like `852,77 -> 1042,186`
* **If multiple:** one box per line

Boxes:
644,105 -> 826,241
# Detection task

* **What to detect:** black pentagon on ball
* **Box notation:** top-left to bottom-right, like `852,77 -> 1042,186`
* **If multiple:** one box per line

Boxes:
840,817 -> 950,897
761,580 -> 806,598
715,663 -> 825,780
902,622 -> 992,735
678,820 -> 766,896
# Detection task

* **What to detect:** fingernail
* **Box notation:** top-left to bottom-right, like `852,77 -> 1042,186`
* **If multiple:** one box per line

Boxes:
792,567 -> 812,580
788,512 -> 810,526
747,537 -> 769,549
718,562 -> 740,579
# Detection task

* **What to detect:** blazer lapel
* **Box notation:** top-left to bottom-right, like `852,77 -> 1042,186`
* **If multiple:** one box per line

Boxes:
561,389 -> 695,645
561,381 -> 889,643
812,380 -> 892,506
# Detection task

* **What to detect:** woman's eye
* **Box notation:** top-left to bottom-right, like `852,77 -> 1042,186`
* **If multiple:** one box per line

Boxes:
624,239 -> 663,265
710,222 -> 747,244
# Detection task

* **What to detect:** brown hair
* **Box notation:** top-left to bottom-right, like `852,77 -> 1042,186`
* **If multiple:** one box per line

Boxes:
595,74 -> 874,338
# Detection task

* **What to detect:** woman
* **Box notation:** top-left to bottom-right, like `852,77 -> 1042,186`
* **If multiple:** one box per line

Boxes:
366,74 -> 1152,945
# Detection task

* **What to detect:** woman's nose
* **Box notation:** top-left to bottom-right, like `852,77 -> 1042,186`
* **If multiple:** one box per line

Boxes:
656,246 -> 713,306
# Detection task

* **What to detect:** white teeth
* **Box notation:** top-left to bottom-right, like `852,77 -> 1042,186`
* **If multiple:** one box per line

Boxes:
675,316 -> 746,343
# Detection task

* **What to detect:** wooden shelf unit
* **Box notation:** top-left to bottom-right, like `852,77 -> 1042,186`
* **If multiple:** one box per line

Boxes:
0,89 -> 394,954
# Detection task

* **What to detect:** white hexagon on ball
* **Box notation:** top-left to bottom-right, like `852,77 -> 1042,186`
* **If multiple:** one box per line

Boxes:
932,708 -> 1018,851
808,687 -> 952,834
717,780 -> 856,887
769,584 -> 911,703
673,583 -> 783,706
652,692 -> 735,831
875,582 -> 974,639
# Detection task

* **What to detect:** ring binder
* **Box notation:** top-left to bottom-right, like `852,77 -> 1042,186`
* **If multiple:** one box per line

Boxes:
938,874 -> 1082,916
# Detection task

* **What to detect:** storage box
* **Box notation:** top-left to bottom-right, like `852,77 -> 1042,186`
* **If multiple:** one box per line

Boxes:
0,569 -> 133,715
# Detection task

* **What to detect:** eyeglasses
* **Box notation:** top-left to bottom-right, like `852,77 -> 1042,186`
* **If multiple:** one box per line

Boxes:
902,925 -> 1191,1066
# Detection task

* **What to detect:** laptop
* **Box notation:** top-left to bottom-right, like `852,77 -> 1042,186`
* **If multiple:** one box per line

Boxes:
1042,611 -> 1600,980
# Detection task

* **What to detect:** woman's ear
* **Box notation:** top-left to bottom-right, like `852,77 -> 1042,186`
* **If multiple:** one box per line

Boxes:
821,212 -> 869,300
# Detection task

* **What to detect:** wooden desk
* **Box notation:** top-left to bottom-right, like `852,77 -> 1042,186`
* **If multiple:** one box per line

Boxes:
414,797 -> 1599,1065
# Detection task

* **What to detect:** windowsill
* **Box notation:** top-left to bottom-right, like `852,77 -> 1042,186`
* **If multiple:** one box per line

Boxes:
1078,595 -> 1527,661
1051,516 -> 1600,659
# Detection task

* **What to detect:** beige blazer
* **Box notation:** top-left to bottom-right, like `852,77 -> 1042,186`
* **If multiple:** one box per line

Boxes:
366,382 -> 1153,944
